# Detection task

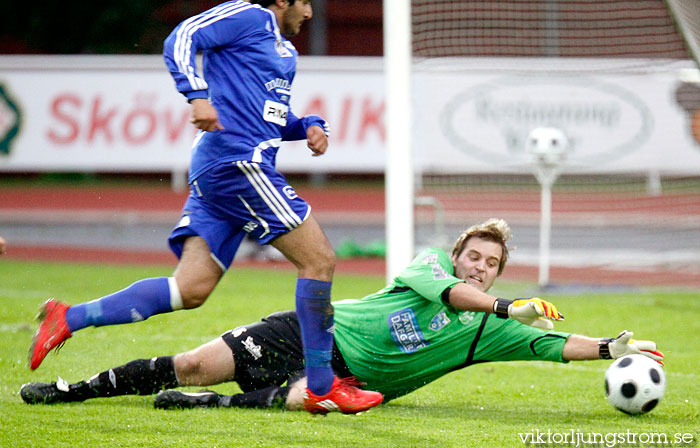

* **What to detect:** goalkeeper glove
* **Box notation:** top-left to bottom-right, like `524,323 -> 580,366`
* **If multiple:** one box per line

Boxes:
599,330 -> 664,365
493,297 -> 564,330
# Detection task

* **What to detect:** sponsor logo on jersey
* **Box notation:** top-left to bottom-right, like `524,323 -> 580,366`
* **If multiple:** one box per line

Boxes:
429,311 -> 451,331
388,308 -> 429,353
421,253 -> 438,264
431,264 -> 451,280
275,38 -> 293,57
420,253 -> 452,280
459,311 -> 477,324
0,83 -> 21,156
242,336 -> 263,360
263,100 -> 288,126
264,78 -> 292,92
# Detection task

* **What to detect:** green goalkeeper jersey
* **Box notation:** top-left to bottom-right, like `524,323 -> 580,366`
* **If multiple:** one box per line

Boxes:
333,248 -> 569,401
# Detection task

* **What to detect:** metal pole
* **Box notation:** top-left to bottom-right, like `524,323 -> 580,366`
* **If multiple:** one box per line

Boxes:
309,0 -> 327,55
538,178 -> 552,287
384,0 -> 414,282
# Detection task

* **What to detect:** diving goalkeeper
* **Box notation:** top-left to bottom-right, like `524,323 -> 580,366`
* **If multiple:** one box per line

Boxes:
20,219 -> 663,411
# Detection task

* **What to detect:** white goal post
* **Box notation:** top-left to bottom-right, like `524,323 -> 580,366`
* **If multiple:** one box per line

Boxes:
666,0 -> 700,67
383,0 -> 414,281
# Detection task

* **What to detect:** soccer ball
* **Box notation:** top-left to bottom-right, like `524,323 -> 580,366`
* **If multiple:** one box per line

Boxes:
525,127 -> 569,166
604,354 -> 665,415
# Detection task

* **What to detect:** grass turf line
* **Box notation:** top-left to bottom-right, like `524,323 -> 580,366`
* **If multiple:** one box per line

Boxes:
0,260 -> 698,448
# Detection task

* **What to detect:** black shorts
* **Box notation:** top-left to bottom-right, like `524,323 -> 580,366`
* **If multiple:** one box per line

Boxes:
221,310 -> 352,392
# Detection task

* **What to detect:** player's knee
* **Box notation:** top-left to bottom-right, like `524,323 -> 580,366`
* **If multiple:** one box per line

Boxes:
316,246 -> 336,271
179,282 -> 215,309
172,238 -> 223,308
173,352 -> 204,385
301,247 -> 336,279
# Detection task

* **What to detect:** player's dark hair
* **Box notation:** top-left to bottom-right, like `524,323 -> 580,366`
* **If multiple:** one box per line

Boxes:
250,0 -> 296,7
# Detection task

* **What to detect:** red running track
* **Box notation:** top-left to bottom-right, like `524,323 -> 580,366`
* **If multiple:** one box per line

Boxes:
1,185 -> 699,288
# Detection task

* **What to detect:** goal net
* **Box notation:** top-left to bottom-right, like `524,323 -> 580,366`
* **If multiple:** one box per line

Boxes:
412,0 -> 688,59
386,0 -> 700,285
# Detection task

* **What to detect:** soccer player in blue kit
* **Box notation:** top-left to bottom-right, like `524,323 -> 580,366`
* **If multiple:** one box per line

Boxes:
28,0 -> 383,414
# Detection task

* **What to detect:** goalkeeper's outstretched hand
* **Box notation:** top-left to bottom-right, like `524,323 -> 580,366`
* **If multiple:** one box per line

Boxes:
493,297 -> 564,330
605,330 -> 664,365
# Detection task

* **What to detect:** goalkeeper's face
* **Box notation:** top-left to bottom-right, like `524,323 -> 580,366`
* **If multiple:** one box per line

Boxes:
451,237 -> 502,292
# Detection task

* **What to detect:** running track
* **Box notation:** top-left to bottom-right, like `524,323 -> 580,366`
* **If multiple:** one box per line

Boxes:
1,185 -> 699,289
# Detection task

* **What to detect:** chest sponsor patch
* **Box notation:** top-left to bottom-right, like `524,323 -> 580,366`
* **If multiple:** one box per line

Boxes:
429,311 -> 451,331
263,100 -> 288,126
388,308 -> 429,353
459,311 -> 477,324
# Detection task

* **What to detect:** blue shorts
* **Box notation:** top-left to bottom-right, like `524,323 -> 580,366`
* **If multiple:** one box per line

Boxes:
168,161 -> 311,271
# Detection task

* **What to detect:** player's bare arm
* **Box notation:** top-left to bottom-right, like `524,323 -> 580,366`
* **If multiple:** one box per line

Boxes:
446,282 -> 500,313
562,331 -> 664,365
190,98 -> 224,132
306,125 -> 328,156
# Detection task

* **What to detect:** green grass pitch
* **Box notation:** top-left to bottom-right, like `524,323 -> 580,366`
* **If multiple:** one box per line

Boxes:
1,259 -> 698,447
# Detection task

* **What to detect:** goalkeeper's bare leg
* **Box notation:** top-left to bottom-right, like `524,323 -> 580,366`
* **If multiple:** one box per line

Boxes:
23,310 -> 382,412
24,333 -> 333,411
22,336 -> 235,405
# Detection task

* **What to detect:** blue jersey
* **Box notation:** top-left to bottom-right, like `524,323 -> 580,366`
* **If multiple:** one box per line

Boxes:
163,1 -> 326,181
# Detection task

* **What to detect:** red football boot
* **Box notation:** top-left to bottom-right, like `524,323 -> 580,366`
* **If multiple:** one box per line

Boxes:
28,299 -> 72,370
303,376 -> 383,414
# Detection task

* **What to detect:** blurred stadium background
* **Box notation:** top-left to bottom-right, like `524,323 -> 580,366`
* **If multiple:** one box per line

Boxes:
1,0 -> 699,288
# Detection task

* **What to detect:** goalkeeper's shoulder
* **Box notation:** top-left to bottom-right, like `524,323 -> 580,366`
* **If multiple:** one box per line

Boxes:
412,247 -> 451,264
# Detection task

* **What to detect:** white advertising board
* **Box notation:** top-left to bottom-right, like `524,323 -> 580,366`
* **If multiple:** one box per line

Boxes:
1,55 -> 699,175
412,60 -> 700,175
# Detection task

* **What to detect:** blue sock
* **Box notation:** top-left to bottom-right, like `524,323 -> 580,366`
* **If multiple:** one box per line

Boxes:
65,277 -> 181,333
295,278 -> 334,396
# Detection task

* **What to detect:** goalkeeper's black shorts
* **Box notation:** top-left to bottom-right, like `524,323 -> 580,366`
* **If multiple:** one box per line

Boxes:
221,310 -> 352,393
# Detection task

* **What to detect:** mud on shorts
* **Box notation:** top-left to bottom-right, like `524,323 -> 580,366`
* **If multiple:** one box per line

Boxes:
221,310 -> 352,393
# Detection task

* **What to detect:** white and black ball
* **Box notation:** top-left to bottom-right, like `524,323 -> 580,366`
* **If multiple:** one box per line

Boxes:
605,354 -> 665,415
